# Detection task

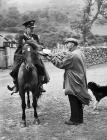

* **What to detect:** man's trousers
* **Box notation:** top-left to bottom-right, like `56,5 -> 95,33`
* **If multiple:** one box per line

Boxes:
68,94 -> 83,123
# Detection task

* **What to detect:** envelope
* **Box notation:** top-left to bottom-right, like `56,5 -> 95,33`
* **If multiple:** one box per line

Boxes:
43,49 -> 51,54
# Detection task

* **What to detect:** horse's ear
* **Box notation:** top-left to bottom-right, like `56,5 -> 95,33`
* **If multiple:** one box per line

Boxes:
38,35 -> 40,39
22,49 -> 25,53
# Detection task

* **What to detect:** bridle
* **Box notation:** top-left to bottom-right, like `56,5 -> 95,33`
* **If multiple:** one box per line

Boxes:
22,44 -> 35,71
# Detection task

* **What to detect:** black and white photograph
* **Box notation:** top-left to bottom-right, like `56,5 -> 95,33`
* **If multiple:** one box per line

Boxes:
0,0 -> 107,139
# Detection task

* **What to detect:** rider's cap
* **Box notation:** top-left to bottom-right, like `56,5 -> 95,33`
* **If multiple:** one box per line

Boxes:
23,20 -> 36,28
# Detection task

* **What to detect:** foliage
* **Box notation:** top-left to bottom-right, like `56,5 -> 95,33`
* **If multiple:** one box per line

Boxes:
0,1 -> 107,48
70,0 -> 107,45
5,34 -> 14,40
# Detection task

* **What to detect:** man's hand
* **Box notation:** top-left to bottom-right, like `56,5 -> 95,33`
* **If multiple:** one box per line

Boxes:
38,51 -> 52,60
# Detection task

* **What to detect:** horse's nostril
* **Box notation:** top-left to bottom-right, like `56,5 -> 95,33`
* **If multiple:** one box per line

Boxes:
26,64 -> 33,71
31,64 -> 34,68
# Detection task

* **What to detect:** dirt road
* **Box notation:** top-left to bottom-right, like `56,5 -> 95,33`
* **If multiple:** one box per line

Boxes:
0,62 -> 107,140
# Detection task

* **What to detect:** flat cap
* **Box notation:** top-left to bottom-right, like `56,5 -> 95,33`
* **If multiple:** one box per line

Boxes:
64,38 -> 78,45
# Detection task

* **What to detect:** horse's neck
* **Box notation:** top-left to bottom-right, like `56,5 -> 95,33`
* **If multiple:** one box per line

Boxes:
18,63 -> 38,89
22,63 -> 37,76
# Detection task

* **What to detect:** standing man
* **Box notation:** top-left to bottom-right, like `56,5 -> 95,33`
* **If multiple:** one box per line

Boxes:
44,38 -> 92,125
8,20 -> 50,93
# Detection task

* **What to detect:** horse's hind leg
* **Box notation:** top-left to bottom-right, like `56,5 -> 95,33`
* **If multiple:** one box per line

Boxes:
32,92 -> 40,125
27,91 -> 30,108
20,92 -> 26,127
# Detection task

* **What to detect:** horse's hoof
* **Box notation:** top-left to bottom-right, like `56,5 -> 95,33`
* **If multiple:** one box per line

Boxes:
33,118 -> 40,125
20,120 -> 26,127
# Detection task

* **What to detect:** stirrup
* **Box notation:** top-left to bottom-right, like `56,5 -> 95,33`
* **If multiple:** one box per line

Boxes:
7,85 -> 18,95
7,85 -> 15,91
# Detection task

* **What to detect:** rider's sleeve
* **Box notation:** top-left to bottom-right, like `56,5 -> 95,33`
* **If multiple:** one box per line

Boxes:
32,34 -> 40,44
15,34 -> 25,54
32,34 -> 44,47
26,39 -> 39,50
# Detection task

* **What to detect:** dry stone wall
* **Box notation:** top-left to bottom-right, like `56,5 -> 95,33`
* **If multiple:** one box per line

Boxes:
81,46 -> 107,67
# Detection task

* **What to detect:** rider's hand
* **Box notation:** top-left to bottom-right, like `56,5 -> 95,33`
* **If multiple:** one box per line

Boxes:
26,39 -> 31,43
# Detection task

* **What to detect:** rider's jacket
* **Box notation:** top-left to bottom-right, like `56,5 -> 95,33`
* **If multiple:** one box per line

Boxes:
14,33 -> 44,69
15,33 -> 40,54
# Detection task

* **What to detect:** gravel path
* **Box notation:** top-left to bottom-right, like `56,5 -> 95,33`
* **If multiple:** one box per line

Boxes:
0,62 -> 107,140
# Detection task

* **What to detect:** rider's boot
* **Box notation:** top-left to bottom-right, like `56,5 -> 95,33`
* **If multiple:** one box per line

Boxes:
8,71 -> 18,93
40,84 -> 46,92
12,79 -> 18,93
39,76 -> 46,92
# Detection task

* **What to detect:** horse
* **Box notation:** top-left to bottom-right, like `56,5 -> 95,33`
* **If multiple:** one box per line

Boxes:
18,43 -> 42,127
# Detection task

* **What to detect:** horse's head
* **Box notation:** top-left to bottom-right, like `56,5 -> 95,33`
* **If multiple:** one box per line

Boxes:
22,43 -> 35,71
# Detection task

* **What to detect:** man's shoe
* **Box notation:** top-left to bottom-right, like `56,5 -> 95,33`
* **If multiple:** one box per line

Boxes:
65,120 -> 82,125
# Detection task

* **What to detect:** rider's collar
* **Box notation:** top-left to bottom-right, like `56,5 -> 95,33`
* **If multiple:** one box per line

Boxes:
24,33 -> 32,39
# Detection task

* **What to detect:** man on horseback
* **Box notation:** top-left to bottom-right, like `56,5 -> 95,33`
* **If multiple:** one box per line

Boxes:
8,20 -> 50,93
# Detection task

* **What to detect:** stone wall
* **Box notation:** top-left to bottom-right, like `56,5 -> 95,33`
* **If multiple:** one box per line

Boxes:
81,46 -> 107,68
43,46 -> 107,67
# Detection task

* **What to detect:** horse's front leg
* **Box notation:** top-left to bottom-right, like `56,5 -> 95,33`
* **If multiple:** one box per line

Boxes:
27,90 -> 30,108
32,91 -> 40,125
20,91 -> 26,127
